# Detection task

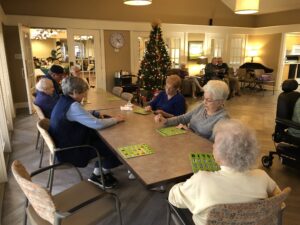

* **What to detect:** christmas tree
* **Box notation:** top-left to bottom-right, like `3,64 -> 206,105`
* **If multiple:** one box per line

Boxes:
138,21 -> 171,94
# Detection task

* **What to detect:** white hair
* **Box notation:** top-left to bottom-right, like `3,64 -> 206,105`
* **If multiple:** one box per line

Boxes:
35,78 -> 53,92
213,119 -> 259,172
61,76 -> 89,95
70,64 -> 81,74
203,80 -> 229,101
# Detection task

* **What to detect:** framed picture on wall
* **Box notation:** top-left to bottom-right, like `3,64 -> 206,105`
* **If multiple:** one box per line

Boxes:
188,41 -> 203,61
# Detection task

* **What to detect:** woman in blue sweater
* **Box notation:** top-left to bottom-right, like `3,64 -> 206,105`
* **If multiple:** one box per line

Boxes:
145,75 -> 186,118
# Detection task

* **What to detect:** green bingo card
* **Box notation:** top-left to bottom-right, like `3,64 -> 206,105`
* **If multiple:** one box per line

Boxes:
157,126 -> 187,137
133,107 -> 151,115
118,144 -> 154,159
190,153 -> 220,173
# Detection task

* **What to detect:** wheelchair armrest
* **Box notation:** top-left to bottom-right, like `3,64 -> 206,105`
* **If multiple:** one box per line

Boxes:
276,118 -> 300,130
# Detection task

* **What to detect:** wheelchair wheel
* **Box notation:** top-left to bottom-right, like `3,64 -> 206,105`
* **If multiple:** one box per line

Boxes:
261,155 -> 273,168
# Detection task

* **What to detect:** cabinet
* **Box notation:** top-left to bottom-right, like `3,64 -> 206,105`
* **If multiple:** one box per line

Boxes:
114,75 -> 138,93
284,63 -> 300,80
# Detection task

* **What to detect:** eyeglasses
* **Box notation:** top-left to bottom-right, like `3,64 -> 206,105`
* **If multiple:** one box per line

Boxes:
203,98 -> 221,103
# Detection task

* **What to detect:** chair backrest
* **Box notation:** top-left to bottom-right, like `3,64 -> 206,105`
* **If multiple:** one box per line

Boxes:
11,160 -> 56,224
277,79 -> 300,121
204,187 -> 291,225
112,86 -> 123,97
236,68 -> 247,79
121,92 -> 134,101
254,69 -> 265,77
33,103 -> 46,120
37,118 -> 56,154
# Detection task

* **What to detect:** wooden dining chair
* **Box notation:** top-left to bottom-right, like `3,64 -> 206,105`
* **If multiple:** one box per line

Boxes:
167,187 -> 291,225
37,118 -> 105,192
12,160 -> 123,225
121,92 -> 134,102
32,102 -> 46,153
112,86 -> 123,97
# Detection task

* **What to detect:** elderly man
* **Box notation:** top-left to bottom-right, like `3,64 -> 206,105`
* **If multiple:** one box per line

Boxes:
45,64 -> 65,99
34,78 -> 58,118
50,76 -> 125,189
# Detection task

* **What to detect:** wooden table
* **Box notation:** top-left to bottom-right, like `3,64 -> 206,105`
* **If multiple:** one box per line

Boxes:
86,88 -> 213,188
83,88 -> 125,111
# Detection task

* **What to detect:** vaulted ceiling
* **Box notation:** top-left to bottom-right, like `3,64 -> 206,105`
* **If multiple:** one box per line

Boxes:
1,0 -> 300,27
222,0 -> 300,15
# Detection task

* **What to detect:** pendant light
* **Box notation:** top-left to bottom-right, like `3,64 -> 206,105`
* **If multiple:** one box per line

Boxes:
235,0 -> 259,14
123,0 -> 152,6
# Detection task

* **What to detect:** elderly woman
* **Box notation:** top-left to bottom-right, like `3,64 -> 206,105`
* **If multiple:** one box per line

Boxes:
168,119 -> 281,225
155,80 -> 229,140
34,78 -> 58,118
145,75 -> 186,118
49,76 -> 125,189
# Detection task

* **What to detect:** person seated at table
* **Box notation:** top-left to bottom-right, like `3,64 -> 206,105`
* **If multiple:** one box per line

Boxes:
34,78 -> 58,118
168,119 -> 281,225
145,75 -> 186,118
217,57 -> 241,99
49,76 -> 125,189
44,64 -> 65,99
155,80 -> 229,140
179,63 -> 204,99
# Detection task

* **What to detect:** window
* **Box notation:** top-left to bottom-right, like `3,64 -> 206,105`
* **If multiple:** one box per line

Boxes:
228,35 -> 246,68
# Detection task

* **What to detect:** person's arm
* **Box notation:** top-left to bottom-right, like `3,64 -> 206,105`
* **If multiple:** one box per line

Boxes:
149,91 -> 162,110
154,109 -> 174,118
66,102 -> 118,129
168,173 -> 200,209
264,171 -> 281,197
165,104 -> 200,126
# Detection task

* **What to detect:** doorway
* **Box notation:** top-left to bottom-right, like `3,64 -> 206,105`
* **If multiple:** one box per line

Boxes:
67,29 -> 105,89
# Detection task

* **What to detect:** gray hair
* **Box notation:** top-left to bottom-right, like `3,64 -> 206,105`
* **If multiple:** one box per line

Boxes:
61,76 -> 89,95
213,119 -> 259,172
70,64 -> 81,74
35,78 -> 53,92
203,80 -> 229,101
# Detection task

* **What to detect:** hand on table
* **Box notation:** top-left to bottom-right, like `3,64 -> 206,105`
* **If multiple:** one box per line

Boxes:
114,115 -> 125,123
176,123 -> 188,130
144,106 -> 152,111
154,114 -> 166,124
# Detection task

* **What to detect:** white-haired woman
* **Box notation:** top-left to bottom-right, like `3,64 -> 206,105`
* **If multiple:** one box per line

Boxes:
155,80 -> 229,140
49,76 -> 125,189
34,78 -> 58,118
168,119 -> 281,225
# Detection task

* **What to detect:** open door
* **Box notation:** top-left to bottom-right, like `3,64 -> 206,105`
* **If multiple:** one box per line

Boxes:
18,24 -> 35,114
67,29 -> 105,89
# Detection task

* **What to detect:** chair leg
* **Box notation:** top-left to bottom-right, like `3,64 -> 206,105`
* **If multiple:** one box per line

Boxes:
113,195 -> 123,225
167,202 -> 171,225
35,131 -> 40,151
38,139 -> 44,168
23,199 -> 28,225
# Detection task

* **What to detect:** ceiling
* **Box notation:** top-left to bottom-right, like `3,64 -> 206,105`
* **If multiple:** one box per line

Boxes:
222,0 -> 300,14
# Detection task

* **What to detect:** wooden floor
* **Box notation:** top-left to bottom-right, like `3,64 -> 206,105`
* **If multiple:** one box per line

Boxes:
2,89 -> 300,225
